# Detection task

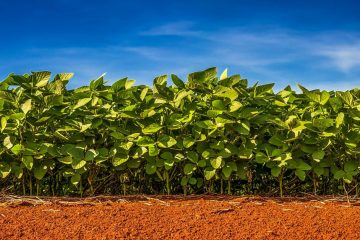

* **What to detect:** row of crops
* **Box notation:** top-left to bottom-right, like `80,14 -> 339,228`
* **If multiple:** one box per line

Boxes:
0,67 -> 359,196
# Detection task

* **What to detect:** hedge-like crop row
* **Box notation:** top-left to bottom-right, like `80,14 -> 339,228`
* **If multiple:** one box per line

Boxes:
0,67 -> 359,196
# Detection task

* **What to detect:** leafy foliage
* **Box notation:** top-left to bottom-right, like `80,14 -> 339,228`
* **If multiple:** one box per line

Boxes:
0,68 -> 359,196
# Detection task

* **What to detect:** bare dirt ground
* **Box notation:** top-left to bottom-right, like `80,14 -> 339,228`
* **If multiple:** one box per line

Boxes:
0,195 -> 359,240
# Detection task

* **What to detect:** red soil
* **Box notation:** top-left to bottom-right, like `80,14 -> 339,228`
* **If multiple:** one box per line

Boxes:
0,195 -> 360,240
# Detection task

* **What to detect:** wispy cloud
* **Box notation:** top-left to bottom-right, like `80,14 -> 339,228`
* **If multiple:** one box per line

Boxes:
140,21 -> 201,37
314,43 -> 360,72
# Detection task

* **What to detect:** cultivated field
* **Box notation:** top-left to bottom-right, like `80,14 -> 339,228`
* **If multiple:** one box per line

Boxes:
1,195 -> 360,240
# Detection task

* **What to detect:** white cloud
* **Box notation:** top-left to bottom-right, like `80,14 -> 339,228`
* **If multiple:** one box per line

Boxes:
315,44 -> 360,72
140,21 -> 201,36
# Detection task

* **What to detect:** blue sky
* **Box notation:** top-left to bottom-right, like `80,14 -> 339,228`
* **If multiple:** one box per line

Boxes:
1,0 -> 360,90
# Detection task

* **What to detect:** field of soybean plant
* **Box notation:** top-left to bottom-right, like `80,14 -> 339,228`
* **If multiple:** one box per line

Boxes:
0,67 -> 360,239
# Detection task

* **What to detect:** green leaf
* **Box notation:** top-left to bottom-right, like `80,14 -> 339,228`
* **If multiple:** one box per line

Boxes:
1,117 -> 7,132
188,177 -> 197,185
254,83 -> 274,96
195,120 -> 217,129
72,158 -> 86,170
3,136 -> 13,149
85,149 -> 98,161
71,174 -> 81,185
180,176 -> 188,186
184,163 -> 196,175
312,150 -> 325,162
112,155 -> 129,167
58,156 -> 72,164
11,144 -> 23,155
313,119 -> 333,131
137,136 -> 155,147
335,112 -> 345,128
33,165 -> 47,180
295,170 -> 306,181
73,98 -> 92,109
22,156 -> 33,170
33,71 -> 51,87
210,157 -> 222,169
145,164 -> 157,175
212,100 -> 226,110
204,167 -> 216,180
197,159 -> 207,168
187,151 -> 198,163
222,163 -> 233,178
21,99 -> 32,114
344,161 -> 358,172
171,74 -> 185,88
337,91 -> 353,106
142,123 -> 163,134
157,135 -> 177,148
229,101 -> 242,112
296,160 -> 311,171
271,167 -> 281,177
334,170 -> 345,180
220,68 -> 228,80
313,166 -> 325,176
234,122 -> 250,135
0,163 -> 11,178
183,137 -> 195,148
214,86 -> 239,101
148,145 -> 160,156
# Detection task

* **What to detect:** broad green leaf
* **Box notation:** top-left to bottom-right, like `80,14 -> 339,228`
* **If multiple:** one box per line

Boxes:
72,158 -> 86,170
148,145 -> 160,156
137,136 -> 155,147
112,155 -> 129,166
1,117 -> 7,132
11,144 -> 23,155
0,163 -> 11,178
271,167 -> 281,177
171,74 -> 185,88
183,136 -> 195,148
157,135 -> 177,148
73,98 -> 92,109
33,165 -> 47,180
184,163 -> 196,175
22,156 -> 33,170
222,163 -> 233,178
295,169 -> 306,181
187,151 -> 198,163
335,112 -> 344,128
229,101 -> 242,112
3,136 -> 13,149
71,174 -> 81,185
220,68 -> 228,80
337,91 -> 353,106
145,164 -> 156,175
204,167 -> 216,180
142,123 -> 163,134
296,160 -> 311,171
21,99 -> 32,114
334,170 -> 345,180
344,161 -> 358,172
210,156 -> 222,169
214,86 -> 238,101
58,156 -> 72,164
312,150 -> 325,162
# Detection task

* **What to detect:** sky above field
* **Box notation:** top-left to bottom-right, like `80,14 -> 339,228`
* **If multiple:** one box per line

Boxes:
1,0 -> 360,90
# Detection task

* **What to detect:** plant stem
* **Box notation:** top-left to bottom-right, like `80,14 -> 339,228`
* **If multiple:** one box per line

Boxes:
279,174 -> 283,198
36,179 -> 40,196
227,179 -> 231,195
165,171 -> 170,195
220,178 -> 223,194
